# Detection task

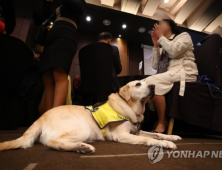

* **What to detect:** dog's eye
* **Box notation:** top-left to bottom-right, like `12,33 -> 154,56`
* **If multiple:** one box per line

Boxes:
135,83 -> 141,87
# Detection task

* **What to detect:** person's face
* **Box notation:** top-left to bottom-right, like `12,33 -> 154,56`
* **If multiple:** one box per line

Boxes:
159,21 -> 171,36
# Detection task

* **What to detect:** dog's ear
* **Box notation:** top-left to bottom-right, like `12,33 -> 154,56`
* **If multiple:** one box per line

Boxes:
119,85 -> 130,101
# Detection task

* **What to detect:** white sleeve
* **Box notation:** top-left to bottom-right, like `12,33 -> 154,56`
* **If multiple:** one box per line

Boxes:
158,32 -> 193,58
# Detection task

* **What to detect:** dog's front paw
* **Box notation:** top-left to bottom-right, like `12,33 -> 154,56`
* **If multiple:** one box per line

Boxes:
168,135 -> 182,141
154,134 -> 182,141
148,140 -> 177,150
160,134 -> 182,141
159,140 -> 177,150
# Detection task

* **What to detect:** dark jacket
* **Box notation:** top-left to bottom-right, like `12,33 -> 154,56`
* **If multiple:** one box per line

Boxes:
111,45 -> 122,92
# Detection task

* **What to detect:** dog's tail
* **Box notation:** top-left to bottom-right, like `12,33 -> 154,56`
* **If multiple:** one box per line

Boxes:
0,121 -> 41,151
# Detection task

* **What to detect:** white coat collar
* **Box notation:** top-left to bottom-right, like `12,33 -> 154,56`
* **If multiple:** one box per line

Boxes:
169,34 -> 175,40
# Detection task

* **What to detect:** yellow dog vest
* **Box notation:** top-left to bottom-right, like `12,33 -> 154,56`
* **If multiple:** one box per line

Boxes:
86,103 -> 131,139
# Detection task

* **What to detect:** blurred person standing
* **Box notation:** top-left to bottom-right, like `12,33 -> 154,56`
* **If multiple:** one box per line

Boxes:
40,0 -> 86,112
19,48 -> 42,100
97,32 -> 122,92
19,49 -> 44,124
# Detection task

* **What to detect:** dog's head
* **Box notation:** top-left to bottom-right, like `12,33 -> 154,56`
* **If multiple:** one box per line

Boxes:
119,80 -> 155,102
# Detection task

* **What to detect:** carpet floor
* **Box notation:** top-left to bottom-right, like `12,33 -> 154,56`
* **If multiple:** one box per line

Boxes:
0,128 -> 222,170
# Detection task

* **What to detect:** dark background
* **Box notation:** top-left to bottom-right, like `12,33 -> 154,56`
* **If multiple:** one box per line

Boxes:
9,0 -> 214,79
12,0 -> 209,47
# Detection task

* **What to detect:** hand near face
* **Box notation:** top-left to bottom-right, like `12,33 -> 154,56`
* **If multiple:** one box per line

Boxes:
151,31 -> 160,48
153,23 -> 164,38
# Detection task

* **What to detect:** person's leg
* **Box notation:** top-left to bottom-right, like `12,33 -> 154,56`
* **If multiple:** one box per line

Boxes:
145,71 -> 182,133
152,95 -> 168,133
53,67 -> 68,107
42,69 -> 55,111
144,73 -> 173,133
39,91 -> 46,116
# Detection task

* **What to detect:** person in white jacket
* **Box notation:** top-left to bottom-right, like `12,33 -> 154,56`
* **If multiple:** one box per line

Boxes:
145,19 -> 198,133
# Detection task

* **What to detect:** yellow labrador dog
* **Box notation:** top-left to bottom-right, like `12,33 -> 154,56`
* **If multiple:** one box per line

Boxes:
0,81 -> 181,153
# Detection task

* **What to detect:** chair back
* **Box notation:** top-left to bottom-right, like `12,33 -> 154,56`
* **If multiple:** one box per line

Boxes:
194,33 -> 222,88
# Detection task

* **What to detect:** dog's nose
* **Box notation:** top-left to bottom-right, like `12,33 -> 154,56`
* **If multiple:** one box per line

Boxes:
148,84 -> 155,89
148,84 -> 155,94
148,84 -> 155,99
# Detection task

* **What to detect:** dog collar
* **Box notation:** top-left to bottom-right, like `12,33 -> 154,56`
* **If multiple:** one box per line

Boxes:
117,92 -> 126,101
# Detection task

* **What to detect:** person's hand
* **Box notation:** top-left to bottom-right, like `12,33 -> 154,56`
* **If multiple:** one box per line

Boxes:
153,23 -> 164,38
151,31 -> 160,48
